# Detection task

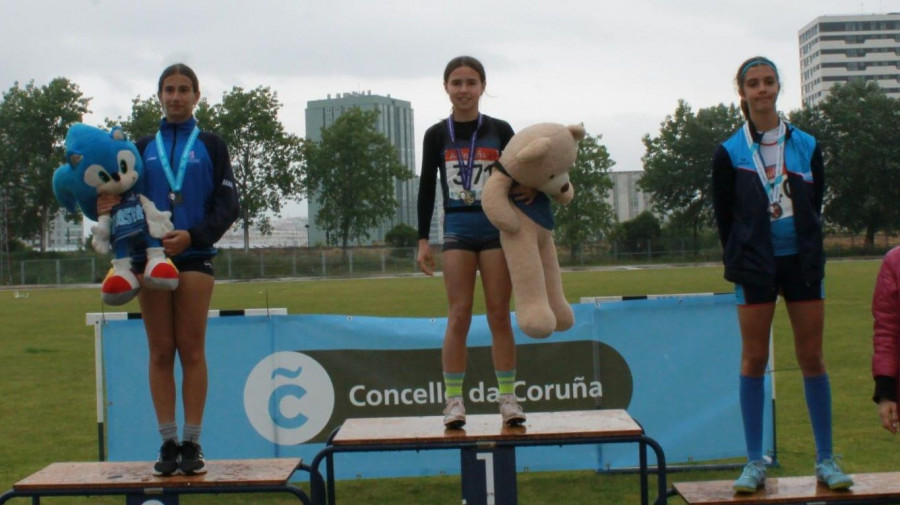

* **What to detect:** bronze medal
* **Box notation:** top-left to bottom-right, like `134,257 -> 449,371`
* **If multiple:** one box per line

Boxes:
768,202 -> 782,219
169,191 -> 183,206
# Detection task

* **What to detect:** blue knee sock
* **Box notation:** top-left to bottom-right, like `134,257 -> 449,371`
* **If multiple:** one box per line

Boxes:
803,373 -> 833,463
740,375 -> 765,462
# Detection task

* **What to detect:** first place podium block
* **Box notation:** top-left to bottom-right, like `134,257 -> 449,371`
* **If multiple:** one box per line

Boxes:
310,409 -> 667,505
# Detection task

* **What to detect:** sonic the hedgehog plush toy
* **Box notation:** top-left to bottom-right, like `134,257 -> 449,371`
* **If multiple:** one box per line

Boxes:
53,123 -> 178,305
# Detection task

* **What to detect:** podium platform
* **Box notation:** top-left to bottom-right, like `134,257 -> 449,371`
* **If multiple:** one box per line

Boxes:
309,409 -> 667,505
0,458 -> 311,505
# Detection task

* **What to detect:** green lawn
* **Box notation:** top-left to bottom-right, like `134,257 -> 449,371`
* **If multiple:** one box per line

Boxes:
0,259 -> 891,504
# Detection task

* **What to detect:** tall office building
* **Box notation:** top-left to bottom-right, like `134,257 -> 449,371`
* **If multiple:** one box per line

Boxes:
606,170 -> 653,223
799,13 -> 900,107
305,91 -> 417,246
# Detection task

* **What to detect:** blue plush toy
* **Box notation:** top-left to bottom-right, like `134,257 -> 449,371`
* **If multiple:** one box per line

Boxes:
53,123 -> 178,305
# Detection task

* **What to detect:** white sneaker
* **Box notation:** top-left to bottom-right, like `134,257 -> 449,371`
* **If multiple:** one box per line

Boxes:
443,396 -> 466,428
498,394 -> 526,426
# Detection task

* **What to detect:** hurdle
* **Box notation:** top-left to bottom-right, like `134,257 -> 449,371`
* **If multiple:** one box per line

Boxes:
309,409 -> 668,505
673,472 -> 900,505
0,458 -> 313,504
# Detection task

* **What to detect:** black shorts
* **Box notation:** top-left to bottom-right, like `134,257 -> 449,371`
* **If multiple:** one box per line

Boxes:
173,256 -> 215,277
735,254 -> 824,305
442,234 -> 501,253
131,255 -> 215,277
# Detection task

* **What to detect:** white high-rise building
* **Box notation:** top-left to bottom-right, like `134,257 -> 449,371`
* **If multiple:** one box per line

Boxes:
799,13 -> 900,107
305,91 -> 418,247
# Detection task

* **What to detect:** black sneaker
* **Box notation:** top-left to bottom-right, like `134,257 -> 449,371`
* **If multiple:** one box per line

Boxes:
153,439 -> 180,476
179,441 -> 207,475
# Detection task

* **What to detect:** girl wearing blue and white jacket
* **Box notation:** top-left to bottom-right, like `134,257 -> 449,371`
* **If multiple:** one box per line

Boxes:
712,56 -> 851,493
99,63 -> 239,477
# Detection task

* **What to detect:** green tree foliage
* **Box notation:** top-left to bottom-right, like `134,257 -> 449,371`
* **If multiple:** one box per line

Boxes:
613,210 -> 662,253
789,80 -> 900,251
204,86 -> 304,252
553,133 -> 615,262
0,78 -> 90,251
104,95 -> 163,139
304,107 -> 413,249
640,100 -> 743,250
385,223 -> 418,248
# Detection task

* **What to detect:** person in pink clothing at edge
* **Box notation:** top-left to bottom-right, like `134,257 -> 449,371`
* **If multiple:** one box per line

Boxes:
872,246 -> 900,435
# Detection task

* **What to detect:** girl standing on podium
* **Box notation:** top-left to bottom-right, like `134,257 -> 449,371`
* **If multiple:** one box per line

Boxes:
712,56 -> 852,493
417,56 -> 534,428
99,63 -> 239,475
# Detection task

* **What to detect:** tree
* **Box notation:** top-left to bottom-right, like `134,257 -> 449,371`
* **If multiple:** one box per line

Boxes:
385,223 -> 418,248
553,133 -> 615,262
204,87 -> 304,252
613,211 -> 662,253
0,78 -> 90,251
105,96 -> 163,139
789,80 -> 900,251
304,107 -> 413,249
640,101 -> 743,250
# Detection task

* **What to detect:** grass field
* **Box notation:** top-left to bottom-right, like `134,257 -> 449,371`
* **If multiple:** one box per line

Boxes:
0,259 -> 894,504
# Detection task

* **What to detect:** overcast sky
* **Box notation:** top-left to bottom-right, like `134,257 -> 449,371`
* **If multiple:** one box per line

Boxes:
2,0 -> 897,218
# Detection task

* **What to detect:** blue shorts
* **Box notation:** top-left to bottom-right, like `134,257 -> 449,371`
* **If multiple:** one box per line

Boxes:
442,210 -> 500,253
735,254 -> 824,305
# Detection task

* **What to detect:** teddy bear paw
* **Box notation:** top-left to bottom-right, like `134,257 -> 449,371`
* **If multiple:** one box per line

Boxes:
515,306 -> 557,339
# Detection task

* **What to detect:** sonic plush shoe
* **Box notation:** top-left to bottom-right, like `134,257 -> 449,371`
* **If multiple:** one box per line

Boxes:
732,460 -> 766,493
816,457 -> 853,490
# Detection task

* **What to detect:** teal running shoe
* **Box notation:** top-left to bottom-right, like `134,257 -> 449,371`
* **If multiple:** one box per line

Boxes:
732,460 -> 766,493
815,457 -> 853,490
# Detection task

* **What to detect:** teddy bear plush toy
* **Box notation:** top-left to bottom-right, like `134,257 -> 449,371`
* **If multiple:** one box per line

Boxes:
482,122 -> 584,339
53,123 -> 179,305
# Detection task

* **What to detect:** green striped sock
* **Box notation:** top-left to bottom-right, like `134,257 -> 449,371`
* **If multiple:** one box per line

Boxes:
496,369 -> 516,395
444,372 -> 465,399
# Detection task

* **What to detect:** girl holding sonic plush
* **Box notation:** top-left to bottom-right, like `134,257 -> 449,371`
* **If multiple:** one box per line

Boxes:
417,56 -> 535,429
98,63 -> 239,476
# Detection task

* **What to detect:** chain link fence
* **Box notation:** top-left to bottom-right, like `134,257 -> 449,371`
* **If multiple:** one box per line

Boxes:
2,236 -> 895,287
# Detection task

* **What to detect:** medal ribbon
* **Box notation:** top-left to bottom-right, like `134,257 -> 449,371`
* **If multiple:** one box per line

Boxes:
155,125 -> 200,195
743,121 -> 786,206
446,114 -> 483,193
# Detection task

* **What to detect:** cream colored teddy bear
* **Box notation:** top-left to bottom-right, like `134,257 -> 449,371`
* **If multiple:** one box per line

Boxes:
482,122 -> 584,339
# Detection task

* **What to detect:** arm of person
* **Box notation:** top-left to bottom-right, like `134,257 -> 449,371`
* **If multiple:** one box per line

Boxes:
811,143 -> 825,215
188,134 -> 241,249
711,145 -> 735,249
416,127 -> 440,276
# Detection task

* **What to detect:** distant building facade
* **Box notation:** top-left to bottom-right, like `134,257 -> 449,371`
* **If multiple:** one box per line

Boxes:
47,211 -> 83,251
799,13 -> 900,107
305,91 -> 418,246
606,170 -> 653,223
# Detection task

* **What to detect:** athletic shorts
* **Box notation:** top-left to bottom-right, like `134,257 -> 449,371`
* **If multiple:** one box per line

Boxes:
442,210 -> 501,253
735,254 -> 824,305
131,255 -> 215,277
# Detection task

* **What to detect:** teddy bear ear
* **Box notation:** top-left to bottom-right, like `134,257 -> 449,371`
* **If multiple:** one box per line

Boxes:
69,153 -> 83,167
568,123 -> 587,141
517,137 -> 552,164
110,126 -> 127,141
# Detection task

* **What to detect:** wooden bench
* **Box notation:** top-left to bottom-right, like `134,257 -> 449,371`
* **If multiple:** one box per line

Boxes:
309,409 -> 667,505
674,472 -> 900,505
0,458 -> 312,505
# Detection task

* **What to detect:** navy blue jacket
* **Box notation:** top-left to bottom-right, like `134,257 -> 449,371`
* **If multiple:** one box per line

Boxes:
136,117 -> 240,259
712,121 -> 825,288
